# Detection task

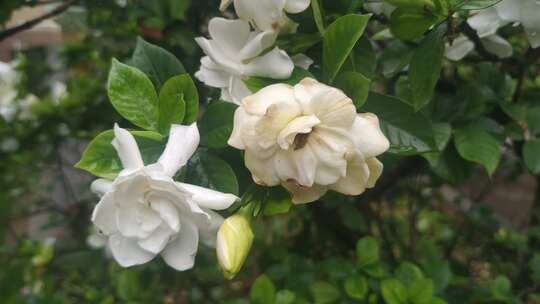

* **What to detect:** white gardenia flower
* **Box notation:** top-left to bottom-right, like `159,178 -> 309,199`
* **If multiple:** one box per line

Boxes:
0,61 -> 39,122
220,0 -> 310,32
90,123 -> 238,270
495,0 -> 540,48
228,78 -> 390,204
195,17 -> 294,104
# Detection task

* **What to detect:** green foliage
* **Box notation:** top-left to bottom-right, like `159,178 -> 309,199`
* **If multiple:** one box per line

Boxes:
199,101 -> 237,148
454,124 -> 501,175
251,275 -> 276,304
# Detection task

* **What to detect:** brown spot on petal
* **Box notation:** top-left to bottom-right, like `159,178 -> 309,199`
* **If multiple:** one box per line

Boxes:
272,21 -> 280,31
292,133 -> 310,150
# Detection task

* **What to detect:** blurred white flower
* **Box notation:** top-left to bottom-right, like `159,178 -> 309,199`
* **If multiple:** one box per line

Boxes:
228,78 -> 389,204
0,61 -> 39,122
363,2 -> 395,17
195,17 -> 294,104
220,0 -> 310,32
446,0 -> 540,61
90,123 -> 238,270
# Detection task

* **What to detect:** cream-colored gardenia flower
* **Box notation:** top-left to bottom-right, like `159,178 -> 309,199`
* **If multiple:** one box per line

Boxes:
228,78 -> 390,204
220,0 -> 310,33
195,17 -> 294,104
90,123 -> 238,270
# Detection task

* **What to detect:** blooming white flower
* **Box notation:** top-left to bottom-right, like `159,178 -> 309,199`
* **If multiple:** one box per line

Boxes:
195,17 -> 294,104
228,78 -> 389,204
90,123 -> 238,270
219,0 -> 310,32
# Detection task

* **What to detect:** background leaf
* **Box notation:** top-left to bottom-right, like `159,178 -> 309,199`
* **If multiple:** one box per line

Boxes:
157,76 -> 186,134
454,124 -> 501,175
199,102 -> 237,148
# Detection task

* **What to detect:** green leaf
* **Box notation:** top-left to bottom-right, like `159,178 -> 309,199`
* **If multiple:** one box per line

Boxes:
263,187 -> 294,216
529,254 -> 540,284
389,8 -> 439,41
310,281 -> 340,304
75,129 -> 164,179
523,139 -> 540,174
381,279 -> 408,304
276,290 -> 296,304
277,33 -> 322,55
457,0 -> 503,10
356,237 -> 379,267
344,275 -> 368,300
323,14 -> 370,83
186,151 -> 239,195
454,124 -> 501,175
346,36 -> 377,79
395,262 -> 424,286
251,275 -> 276,304
408,278 -> 434,304
157,76 -> 186,134
334,71 -> 370,108
311,0 -> 325,35
362,93 -> 437,154
386,0 -> 436,9
409,28 -> 445,111
163,74 -> 199,124
107,59 -> 159,131
199,102 -> 237,148
131,37 -> 185,89
244,67 -> 313,93
117,270 -> 140,301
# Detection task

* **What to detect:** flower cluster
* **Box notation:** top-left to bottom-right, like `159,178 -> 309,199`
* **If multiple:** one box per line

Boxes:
195,0 -> 311,104
228,78 -> 389,204
0,61 -> 38,122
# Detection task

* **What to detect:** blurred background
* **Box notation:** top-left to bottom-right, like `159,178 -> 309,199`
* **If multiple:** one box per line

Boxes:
1,0 -> 539,303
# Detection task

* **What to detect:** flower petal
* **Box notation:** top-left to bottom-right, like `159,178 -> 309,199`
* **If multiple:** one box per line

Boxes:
117,204 -> 162,239
161,216 -> 199,271
90,179 -> 113,197
445,36 -> 475,61
239,31 -> 278,60
274,147 -> 317,187
277,115 -> 320,150
467,7 -> 503,38
112,124 -> 144,170
291,53 -> 314,69
150,198 -> 180,232
197,209 -> 224,248
330,154 -> 370,196
481,35 -> 513,58
244,47 -> 294,79
366,158 -> 383,188
227,76 -> 253,105
243,83 -> 297,115
495,0 -> 520,22
234,0 -> 285,31
219,0 -> 233,11
91,192 -> 118,235
282,181 -> 327,204
520,0 -> 540,48
195,57 -> 230,88
228,107 -> 251,149
350,113 -> 390,159
176,182 -> 239,210
284,0 -> 310,13
244,150 -> 281,187
308,89 -> 356,129
109,234 -> 156,267
137,224 -> 174,254
158,123 -> 200,177
208,17 -> 250,59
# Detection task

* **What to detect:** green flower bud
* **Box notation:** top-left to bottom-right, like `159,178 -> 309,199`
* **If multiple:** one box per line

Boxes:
216,212 -> 254,279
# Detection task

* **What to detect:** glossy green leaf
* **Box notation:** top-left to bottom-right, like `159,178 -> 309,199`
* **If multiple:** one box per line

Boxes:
310,281 -> 340,304
334,71 -> 370,107
199,102 -> 237,148
323,14 -> 370,82
356,237 -> 379,267
117,270 -> 140,301
409,28 -> 445,111
523,139 -> 540,174
389,8 -> 439,41
263,187 -> 293,216
251,275 -> 276,304
276,290 -> 296,304
107,59 -> 159,131
186,151 -> 239,195
408,278 -> 434,304
162,74 -> 199,124
381,279 -> 408,304
244,67 -> 313,93
395,262 -> 424,286
311,0 -> 325,35
131,37 -> 185,89
344,275 -> 368,300
76,129 -> 164,179
362,92 -> 437,154
157,76 -> 186,134
454,124 -> 501,175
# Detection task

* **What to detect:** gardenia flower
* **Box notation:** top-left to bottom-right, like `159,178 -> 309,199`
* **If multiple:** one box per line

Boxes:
219,0 -> 310,32
90,123 -> 238,270
228,78 -> 390,204
0,61 -> 39,122
446,0 -> 540,61
195,17 -> 294,104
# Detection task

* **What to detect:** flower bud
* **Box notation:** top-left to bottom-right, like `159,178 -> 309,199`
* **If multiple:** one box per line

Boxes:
216,213 -> 254,279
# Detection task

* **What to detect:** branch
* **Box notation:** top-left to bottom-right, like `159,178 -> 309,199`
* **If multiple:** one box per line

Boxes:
457,21 -> 499,62
0,0 -> 77,42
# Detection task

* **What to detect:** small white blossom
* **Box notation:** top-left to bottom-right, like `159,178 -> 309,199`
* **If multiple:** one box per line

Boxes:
228,78 -> 389,204
195,17 -> 294,104
0,61 -> 39,122
90,123 -> 238,270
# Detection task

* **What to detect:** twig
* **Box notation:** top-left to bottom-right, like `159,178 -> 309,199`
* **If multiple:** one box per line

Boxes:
0,0 -> 77,42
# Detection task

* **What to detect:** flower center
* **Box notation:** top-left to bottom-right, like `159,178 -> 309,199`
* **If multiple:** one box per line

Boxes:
292,133 -> 310,150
